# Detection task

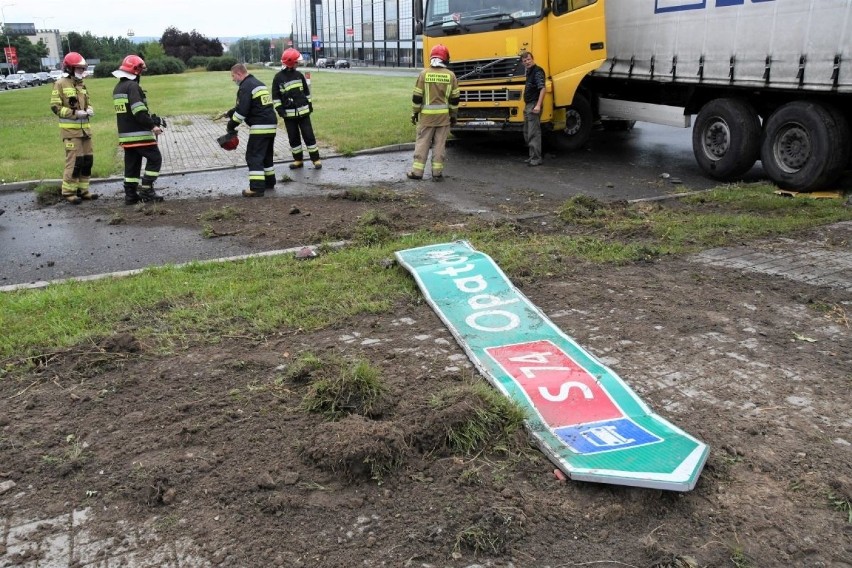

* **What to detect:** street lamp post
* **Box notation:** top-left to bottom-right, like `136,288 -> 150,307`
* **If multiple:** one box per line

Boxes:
0,3 -> 16,75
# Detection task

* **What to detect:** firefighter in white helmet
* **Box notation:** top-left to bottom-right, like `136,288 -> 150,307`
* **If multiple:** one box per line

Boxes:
112,54 -> 166,204
49,52 -> 98,204
407,44 -> 459,181
272,48 -> 322,170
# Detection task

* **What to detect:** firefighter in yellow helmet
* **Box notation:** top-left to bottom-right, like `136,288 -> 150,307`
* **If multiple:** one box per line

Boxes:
407,44 -> 460,181
49,52 -> 98,204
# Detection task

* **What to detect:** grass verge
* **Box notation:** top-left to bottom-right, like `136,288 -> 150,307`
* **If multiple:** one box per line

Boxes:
1,185 -> 850,367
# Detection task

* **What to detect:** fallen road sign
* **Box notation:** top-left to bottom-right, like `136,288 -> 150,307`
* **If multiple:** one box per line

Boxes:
396,240 -> 709,491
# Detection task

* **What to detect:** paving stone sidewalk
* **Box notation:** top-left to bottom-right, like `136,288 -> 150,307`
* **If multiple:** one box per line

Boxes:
157,114 -> 334,174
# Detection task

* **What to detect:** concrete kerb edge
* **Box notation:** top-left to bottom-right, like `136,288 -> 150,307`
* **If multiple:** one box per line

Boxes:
0,144 -> 416,193
0,241 -> 348,293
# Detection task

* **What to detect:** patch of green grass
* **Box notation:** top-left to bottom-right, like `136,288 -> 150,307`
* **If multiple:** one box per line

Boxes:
730,548 -> 757,568
301,356 -> 388,419
334,187 -> 403,202
828,492 -> 852,523
354,210 -> 395,245
453,505 -> 526,555
198,205 -> 241,222
430,383 -> 527,455
33,183 -> 62,206
0,71 -> 412,182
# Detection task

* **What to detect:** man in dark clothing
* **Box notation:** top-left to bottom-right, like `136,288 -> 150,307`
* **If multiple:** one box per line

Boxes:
112,54 -> 165,204
522,51 -> 547,167
272,48 -> 322,171
225,64 -> 278,197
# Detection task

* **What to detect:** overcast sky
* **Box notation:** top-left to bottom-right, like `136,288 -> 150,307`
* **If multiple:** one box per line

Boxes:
5,0 -> 294,39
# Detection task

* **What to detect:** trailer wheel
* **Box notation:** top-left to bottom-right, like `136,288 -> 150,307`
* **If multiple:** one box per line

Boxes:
554,93 -> 593,152
692,98 -> 761,180
760,101 -> 851,191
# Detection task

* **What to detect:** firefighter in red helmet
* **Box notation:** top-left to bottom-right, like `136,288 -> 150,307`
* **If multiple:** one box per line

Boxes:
112,54 -> 166,204
49,52 -> 98,204
407,44 -> 459,181
272,48 -> 322,171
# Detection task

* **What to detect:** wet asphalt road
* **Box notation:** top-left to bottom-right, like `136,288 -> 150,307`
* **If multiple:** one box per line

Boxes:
0,122 -> 833,288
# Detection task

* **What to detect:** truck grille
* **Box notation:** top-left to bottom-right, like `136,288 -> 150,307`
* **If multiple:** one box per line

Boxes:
458,108 -> 512,121
459,89 -> 522,103
449,57 -> 524,81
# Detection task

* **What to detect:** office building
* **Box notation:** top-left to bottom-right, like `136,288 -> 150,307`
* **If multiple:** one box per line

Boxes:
293,0 -> 422,67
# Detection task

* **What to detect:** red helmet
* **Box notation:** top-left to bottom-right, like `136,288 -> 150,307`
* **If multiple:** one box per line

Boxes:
63,52 -> 87,72
119,55 -> 147,76
281,48 -> 301,68
430,44 -> 450,64
217,131 -> 239,151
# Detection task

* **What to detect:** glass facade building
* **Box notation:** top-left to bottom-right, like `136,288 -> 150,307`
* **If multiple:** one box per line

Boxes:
293,0 -> 422,67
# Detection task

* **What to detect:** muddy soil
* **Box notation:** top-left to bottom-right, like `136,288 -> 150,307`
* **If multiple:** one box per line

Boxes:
1,189 -> 850,568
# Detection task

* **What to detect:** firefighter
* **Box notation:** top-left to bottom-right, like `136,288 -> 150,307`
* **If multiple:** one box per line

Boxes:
272,48 -> 322,170
49,52 -> 98,204
407,44 -> 460,182
112,55 -> 166,204
224,63 -> 277,197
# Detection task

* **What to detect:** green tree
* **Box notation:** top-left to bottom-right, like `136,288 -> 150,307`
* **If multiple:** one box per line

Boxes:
139,41 -> 165,61
0,34 -> 48,72
160,27 -> 222,63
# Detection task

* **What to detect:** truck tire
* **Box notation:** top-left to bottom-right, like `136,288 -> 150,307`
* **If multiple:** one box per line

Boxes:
761,101 -> 851,191
554,92 -> 593,152
692,98 -> 761,181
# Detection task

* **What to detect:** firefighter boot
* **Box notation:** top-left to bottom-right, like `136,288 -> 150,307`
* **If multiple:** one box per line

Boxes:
79,190 -> 99,201
63,193 -> 82,205
242,188 -> 265,197
124,185 -> 141,205
139,185 -> 164,203
312,160 -> 322,170
289,160 -> 304,169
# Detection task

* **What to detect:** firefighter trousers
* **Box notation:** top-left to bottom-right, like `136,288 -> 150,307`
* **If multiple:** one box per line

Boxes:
123,144 -> 162,193
411,124 -> 450,177
284,116 -> 320,163
246,133 -> 276,191
62,136 -> 94,197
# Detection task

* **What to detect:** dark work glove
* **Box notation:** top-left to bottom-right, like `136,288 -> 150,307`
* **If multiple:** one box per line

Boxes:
411,112 -> 419,125
308,102 -> 313,113
450,116 -> 457,126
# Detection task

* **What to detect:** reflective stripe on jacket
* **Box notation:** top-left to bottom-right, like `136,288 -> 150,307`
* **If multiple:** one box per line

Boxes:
272,68 -> 312,119
113,78 -> 158,147
50,77 -> 92,139
226,74 -> 277,135
412,67 -> 459,128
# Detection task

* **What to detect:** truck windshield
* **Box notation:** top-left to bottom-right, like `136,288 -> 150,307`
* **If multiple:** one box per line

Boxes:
424,0 -> 543,33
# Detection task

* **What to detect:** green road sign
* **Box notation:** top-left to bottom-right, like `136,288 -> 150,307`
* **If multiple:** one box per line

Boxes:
396,241 -> 708,491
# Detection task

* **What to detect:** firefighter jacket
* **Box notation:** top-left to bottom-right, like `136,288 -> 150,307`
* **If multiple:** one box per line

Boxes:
226,74 -> 277,136
113,78 -> 159,147
50,76 -> 92,139
271,68 -> 312,119
412,66 -> 460,128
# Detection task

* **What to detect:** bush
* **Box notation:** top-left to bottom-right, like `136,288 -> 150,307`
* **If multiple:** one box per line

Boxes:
93,60 -> 119,78
186,56 -> 211,69
144,56 -> 186,76
206,56 -> 238,72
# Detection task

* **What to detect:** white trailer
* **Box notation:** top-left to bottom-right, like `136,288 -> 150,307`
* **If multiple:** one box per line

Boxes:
587,0 -> 852,190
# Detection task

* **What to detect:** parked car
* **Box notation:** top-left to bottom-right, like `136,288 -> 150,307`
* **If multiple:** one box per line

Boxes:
0,76 -> 7,90
21,73 -> 40,87
4,74 -> 24,88
316,58 -> 328,68
334,59 -> 351,69
36,71 -> 52,83
49,69 -> 63,81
